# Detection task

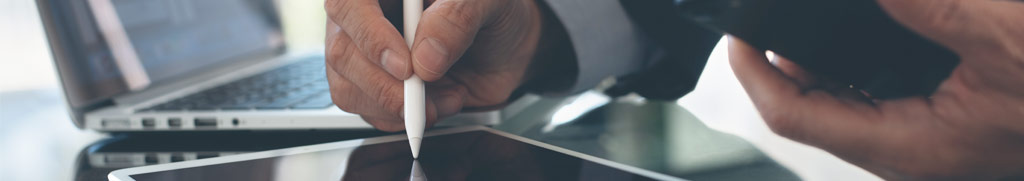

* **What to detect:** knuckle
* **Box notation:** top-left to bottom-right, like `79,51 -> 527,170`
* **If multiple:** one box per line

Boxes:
349,19 -> 377,41
378,94 -> 404,116
326,40 -> 357,72
324,0 -> 347,19
352,20 -> 392,58
433,1 -> 476,34
325,46 -> 342,63
327,78 -> 360,113
329,90 -> 356,112
416,65 -> 446,81
370,79 -> 404,115
323,0 -> 334,13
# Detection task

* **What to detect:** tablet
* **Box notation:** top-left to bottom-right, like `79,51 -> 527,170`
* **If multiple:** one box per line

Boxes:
108,126 -> 681,181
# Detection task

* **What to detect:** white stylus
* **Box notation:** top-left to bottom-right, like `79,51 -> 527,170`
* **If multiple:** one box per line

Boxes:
403,0 -> 425,159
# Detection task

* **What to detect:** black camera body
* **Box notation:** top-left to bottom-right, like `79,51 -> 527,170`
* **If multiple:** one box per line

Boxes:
676,0 -> 960,98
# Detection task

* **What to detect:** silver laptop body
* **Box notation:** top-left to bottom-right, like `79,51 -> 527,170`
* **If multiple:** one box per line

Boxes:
36,0 -> 500,132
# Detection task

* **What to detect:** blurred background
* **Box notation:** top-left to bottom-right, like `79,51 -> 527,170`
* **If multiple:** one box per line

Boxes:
1,0 -> 879,180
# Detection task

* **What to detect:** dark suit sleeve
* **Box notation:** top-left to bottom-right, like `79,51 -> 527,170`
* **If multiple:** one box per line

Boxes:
536,0 -> 659,96
536,0 -> 721,100
604,0 -> 723,100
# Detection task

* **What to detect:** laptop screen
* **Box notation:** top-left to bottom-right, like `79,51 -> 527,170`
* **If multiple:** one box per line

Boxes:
42,0 -> 281,108
111,0 -> 281,83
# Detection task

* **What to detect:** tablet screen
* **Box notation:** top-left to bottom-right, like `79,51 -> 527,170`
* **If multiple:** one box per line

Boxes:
128,130 -> 662,180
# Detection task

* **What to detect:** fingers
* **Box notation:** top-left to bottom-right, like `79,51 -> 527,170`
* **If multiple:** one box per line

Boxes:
729,37 -> 888,157
876,0 -> 1024,53
327,22 -> 406,117
327,20 -> 443,131
326,58 -> 401,131
411,0 -> 494,81
325,0 -> 412,79
729,37 -> 805,109
771,55 -> 818,89
426,79 -> 466,119
327,59 -> 443,132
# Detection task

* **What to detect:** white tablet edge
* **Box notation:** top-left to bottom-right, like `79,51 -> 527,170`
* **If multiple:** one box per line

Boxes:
108,126 -> 684,181
107,126 -> 486,181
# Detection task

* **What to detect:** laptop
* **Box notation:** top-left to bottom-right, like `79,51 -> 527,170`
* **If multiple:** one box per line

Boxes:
36,0 -> 510,132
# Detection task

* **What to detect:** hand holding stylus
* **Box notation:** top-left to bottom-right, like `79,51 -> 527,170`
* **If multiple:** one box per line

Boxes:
324,0 -> 558,132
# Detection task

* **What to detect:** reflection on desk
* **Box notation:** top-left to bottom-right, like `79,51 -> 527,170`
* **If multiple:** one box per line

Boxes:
409,160 -> 425,181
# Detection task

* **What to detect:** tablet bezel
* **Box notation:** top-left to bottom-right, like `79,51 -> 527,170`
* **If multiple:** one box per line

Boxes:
108,126 -> 683,181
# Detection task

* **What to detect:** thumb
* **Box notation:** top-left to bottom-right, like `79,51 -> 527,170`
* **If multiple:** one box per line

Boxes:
411,0 -> 496,81
877,0 -> 1024,53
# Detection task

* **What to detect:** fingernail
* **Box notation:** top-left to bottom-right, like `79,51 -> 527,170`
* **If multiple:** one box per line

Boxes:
381,49 -> 409,79
414,38 -> 449,75
434,94 -> 460,118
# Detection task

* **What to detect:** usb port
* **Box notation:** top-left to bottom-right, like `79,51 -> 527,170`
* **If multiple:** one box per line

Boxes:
144,154 -> 158,164
101,118 -> 130,128
141,118 -> 156,128
194,117 -> 217,128
170,153 -> 184,162
196,152 -> 218,159
168,118 -> 182,128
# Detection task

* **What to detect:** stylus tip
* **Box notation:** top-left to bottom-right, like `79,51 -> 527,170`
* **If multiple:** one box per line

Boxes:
409,137 -> 421,159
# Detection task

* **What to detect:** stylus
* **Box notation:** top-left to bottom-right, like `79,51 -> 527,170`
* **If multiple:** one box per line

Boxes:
403,0 -> 425,159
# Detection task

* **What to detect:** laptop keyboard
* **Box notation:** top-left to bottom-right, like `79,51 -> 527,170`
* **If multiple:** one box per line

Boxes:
143,57 -> 334,112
